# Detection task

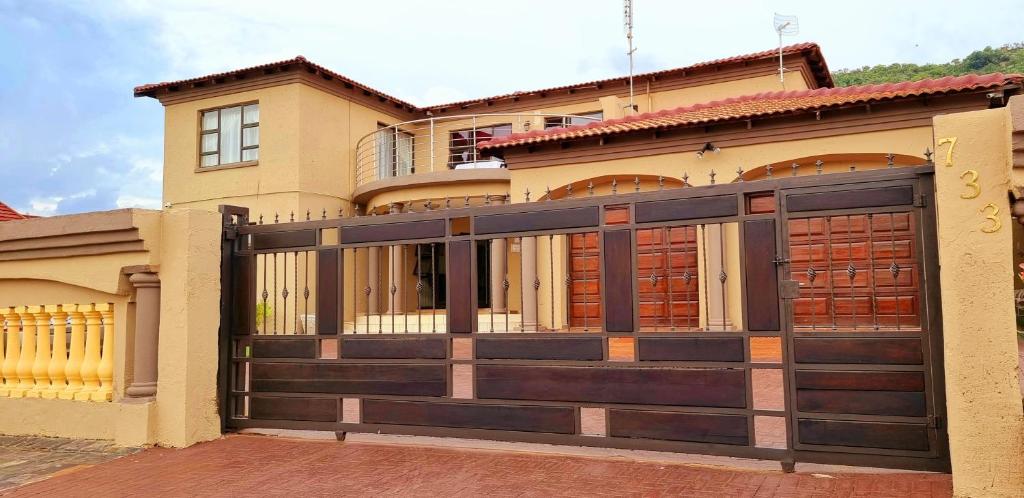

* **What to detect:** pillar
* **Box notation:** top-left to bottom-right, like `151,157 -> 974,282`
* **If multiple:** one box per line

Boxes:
126,273 -> 160,399
27,306 -> 52,397
704,224 -> 733,331
489,238 -> 507,312
60,305 -> 86,400
75,304 -> 101,400
43,304 -> 68,399
93,303 -> 114,401
387,245 -> 404,314
520,236 -> 538,331
0,307 -> 20,396
12,305 -> 36,398
367,247 -> 380,314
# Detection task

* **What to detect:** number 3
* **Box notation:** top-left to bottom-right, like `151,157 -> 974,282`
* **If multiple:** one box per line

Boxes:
980,203 -> 1001,233
959,170 -> 980,199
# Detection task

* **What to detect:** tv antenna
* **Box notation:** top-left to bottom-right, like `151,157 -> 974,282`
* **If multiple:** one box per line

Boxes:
624,0 -> 637,114
773,13 -> 799,86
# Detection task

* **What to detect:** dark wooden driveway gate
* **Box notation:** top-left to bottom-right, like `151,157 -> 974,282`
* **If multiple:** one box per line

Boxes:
219,165 -> 948,471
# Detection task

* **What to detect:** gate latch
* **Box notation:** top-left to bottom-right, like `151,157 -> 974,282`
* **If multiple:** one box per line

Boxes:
779,280 -> 801,299
771,256 -> 790,266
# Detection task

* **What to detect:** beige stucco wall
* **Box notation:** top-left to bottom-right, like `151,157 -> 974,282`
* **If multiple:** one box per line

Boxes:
932,108 -> 1024,497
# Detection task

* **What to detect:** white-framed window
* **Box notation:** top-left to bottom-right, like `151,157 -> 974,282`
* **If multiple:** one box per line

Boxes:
200,103 -> 259,167
544,111 -> 603,129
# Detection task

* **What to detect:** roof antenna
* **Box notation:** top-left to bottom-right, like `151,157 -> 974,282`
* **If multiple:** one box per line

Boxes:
623,0 -> 638,115
773,13 -> 799,88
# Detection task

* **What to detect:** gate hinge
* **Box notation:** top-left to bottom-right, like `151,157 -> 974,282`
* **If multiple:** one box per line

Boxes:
927,415 -> 943,429
223,226 -> 238,241
913,193 -> 927,207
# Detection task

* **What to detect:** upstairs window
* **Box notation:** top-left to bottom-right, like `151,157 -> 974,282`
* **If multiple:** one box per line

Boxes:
448,123 -> 511,168
201,103 -> 259,167
544,111 -> 603,129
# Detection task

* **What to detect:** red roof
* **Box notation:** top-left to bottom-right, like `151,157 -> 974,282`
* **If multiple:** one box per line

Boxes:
0,201 -> 30,222
134,43 -> 831,111
478,73 -> 1022,150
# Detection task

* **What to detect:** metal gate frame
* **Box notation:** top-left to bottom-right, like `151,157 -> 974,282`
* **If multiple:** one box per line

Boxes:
218,165 -> 948,472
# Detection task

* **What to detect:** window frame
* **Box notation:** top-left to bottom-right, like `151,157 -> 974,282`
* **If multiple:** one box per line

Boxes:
544,111 -> 603,130
448,123 -> 512,168
197,101 -> 260,171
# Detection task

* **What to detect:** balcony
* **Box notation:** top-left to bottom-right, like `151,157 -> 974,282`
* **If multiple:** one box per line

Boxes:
353,113 -> 601,201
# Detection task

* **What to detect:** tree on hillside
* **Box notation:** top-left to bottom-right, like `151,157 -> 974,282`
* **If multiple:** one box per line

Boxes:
833,43 -> 1024,86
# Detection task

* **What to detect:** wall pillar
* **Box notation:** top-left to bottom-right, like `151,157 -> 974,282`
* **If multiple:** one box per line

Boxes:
489,238 -> 507,312
126,272 -> 160,399
521,236 -> 538,331
704,224 -> 733,331
933,107 -> 1024,497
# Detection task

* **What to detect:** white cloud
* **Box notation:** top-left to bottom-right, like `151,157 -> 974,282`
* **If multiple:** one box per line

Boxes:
25,189 -> 97,216
115,194 -> 161,209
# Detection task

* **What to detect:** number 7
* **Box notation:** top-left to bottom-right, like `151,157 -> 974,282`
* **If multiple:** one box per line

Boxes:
936,137 -> 957,167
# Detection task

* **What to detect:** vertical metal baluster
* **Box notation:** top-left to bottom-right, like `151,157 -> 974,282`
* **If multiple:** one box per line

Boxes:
825,217 -> 837,330
304,250 -> 310,335
364,248 -> 372,334
866,214 -> 879,330
293,250 -> 298,334
846,215 -> 857,330
261,254 -> 268,335
431,243 -> 437,334
890,213 -> 901,331
666,226 -> 675,331
282,252 -> 289,334
504,237 -> 510,333
701,225 -> 710,331
549,234 -> 555,331
487,240 -> 494,333
718,223 -> 727,330
416,244 -> 422,334
273,252 -> 278,334
378,247 -> 384,334
806,218 -> 816,330
581,234 -> 588,332
390,246 -> 396,334
403,245 -> 408,334
684,227 -> 695,329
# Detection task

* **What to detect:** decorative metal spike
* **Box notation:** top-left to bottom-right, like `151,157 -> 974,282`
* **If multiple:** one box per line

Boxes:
682,172 -> 689,186
405,201 -> 413,213
445,197 -> 451,209
924,147 -> 933,164
505,192 -> 511,205
339,207 -> 345,218
815,160 -> 823,175
889,262 -> 901,279
305,209 -> 310,221
658,176 -> 665,189
464,196 -> 470,207
634,176 -> 640,192
791,163 -> 799,177
611,178 -> 618,194
424,200 -> 432,211
736,167 -> 744,182
524,188 -> 531,202
484,193 -> 491,206
886,153 -> 895,168
765,164 -> 773,178
545,186 -> 551,200
289,211 -> 294,222
259,214 -> 264,225
566,184 -> 573,198
321,208 -> 327,220
709,170 -> 716,185
846,263 -> 857,281
806,267 -> 818,283
718,270 -> 728,284
588,181 -> 594,196
274,213 -> 279,223
648,272 -> 658,286
533,277 -> 541,290
682,270 -> 693,285
850,164 -> 856,172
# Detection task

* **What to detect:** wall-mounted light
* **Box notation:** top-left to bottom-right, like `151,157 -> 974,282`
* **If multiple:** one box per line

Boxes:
696,142 -> 721,159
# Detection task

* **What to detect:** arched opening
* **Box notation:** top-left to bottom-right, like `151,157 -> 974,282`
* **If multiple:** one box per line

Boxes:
540,174 -> 686,201
738,153 -> 926,182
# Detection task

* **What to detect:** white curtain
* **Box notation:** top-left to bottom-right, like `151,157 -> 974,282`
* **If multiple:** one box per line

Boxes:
376,128 -> 395,179
219,106 -> 242,164
396,131 -> 413,176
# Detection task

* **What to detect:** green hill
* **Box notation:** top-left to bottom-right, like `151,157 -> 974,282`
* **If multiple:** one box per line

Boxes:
833,43 -> 1024,86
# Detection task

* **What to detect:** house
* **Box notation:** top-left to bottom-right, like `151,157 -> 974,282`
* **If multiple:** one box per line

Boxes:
0,201 -> 31,222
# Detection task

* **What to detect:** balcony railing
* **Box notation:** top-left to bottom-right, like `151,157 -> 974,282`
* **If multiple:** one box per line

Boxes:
354,113 -> 601,188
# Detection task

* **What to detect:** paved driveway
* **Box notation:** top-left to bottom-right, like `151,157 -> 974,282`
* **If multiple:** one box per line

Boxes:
4,434 -> 951,497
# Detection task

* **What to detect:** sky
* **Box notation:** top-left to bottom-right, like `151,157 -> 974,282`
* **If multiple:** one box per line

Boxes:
1,0 -> 1022,216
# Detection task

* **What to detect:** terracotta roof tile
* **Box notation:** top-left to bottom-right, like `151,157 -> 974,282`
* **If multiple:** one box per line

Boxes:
478,73 -> 1022,150
0,201 -> 29,222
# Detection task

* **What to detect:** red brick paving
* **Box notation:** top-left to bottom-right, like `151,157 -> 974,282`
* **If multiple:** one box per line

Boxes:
6,435 -> 952,497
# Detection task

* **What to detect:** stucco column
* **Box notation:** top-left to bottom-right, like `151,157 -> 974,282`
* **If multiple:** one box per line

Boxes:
126,272 -> 160,399
520,236 -> 538,331
367,246 -> 380,314
387,245 -> 404,314
933,107 -> 1024,497
704,224 -> 733,331
489,238 -> 507,312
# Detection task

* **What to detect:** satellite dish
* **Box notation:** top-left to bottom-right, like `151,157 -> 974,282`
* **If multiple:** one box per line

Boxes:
773,13 -> 799,85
